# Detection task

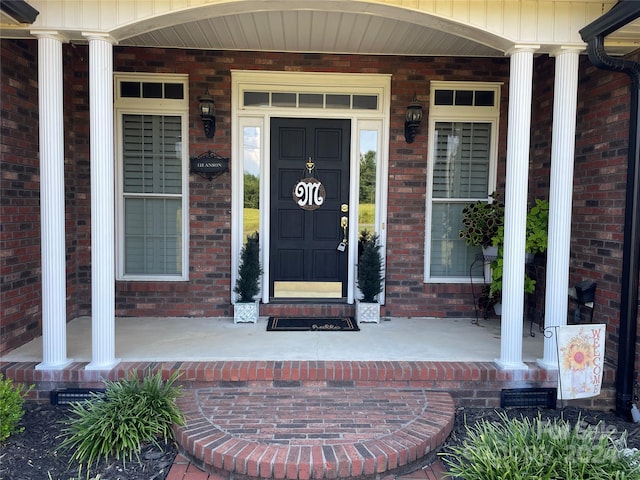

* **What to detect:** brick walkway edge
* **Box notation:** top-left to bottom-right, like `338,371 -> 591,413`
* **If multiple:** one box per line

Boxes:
165,454 -> 452,480
173,386 -> 454,480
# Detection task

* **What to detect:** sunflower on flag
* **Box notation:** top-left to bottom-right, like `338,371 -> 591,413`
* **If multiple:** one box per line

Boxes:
556,324 -> 605,400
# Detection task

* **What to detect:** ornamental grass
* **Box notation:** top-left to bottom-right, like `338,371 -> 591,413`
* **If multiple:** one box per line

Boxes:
59,371 -> 184,471
440,411 -> 640,479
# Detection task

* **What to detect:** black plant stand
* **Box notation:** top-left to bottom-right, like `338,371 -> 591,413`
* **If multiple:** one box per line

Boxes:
470,252 -> 496,325
470,253 -> 545,337
525,261 -> 545,337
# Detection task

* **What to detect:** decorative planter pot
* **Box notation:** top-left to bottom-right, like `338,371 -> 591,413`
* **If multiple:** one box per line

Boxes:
482,245 -> 498,260
493,302 -> 502,316
356,301 -> 380,323
234,301 -> 259,323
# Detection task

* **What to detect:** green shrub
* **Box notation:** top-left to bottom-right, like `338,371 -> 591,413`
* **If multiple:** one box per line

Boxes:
357,230 -> 383,303
0,374 -> 33,442
234,232 -> 262,302
59,371 -> 184,470
440,412 -> 640,479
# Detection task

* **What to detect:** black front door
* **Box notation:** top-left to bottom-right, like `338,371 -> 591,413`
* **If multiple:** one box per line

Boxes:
270,118 -> 351,299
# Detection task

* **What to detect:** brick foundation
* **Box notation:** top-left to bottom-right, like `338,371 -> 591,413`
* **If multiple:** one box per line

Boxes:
1,360 -> 615,410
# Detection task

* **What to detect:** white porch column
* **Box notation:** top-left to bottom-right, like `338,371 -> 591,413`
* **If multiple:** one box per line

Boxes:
539,47 -> 581,370
33,32 -> 72,370
497,45 -> 539,369
84,33 -> 120,370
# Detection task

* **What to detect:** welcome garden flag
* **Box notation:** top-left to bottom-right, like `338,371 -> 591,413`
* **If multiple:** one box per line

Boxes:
556,324 -> 606,400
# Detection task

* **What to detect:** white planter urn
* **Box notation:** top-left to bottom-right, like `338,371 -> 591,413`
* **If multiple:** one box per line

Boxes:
493,302 -> 502,316
356,301 -> 380,323
234,301 -> 259,323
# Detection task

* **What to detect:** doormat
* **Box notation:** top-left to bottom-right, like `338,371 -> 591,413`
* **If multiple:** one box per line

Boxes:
267,316 -> 359,331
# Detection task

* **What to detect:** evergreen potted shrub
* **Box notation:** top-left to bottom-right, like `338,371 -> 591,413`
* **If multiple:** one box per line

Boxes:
233,232 -> 262,323
356,230 -> 384,323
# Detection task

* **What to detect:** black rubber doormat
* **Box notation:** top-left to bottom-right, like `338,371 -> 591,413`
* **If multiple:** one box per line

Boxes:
267,317 -> 359,331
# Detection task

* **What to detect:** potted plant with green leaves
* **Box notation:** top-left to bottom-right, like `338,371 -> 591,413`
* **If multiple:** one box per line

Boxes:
485,198 -> 550,315
458,192 -> 504,258
233,232 -> 262,323
356,229 -> 384,323
525,198 -> 549,256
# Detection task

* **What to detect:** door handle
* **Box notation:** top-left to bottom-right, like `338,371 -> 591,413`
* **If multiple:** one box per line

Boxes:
337,216 -> 348,252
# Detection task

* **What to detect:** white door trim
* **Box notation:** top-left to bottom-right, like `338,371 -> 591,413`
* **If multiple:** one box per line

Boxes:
231,70 -> 391,305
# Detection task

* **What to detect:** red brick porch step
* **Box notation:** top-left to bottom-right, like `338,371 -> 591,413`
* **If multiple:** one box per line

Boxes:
174,386 -> 454,480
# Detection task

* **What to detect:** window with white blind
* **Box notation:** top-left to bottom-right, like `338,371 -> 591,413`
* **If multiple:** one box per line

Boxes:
115,73 -> 189,280
425,82 -> 501,282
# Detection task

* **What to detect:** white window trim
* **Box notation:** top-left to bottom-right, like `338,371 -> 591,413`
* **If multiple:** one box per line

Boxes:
424,81 -> 502,283
232,116 -> 266,303
231,70 -> 391,304
355,119 -> 388,304
114,73 -> 190,281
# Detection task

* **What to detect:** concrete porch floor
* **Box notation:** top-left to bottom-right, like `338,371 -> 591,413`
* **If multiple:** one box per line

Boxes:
1,315 -> 544,363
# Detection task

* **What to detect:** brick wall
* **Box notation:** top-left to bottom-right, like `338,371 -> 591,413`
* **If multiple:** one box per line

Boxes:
65,45 -> 92,319
0,39 -> 42,354
110,48 -> 511,318
3,42 -> 637,385
528,55 -> 556,323
574,55 -> 636,372
0,40 -> 93,354
531,51 -> 640,393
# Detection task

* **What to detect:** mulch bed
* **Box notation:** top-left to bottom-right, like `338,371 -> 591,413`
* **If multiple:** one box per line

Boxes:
0,402 -> 177,480
2,401 -> 639,480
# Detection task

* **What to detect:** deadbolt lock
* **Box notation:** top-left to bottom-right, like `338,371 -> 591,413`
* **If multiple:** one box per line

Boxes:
341,204 -> 348,212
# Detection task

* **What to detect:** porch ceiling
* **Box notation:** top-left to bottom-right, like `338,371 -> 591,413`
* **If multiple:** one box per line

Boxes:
106,5 -> 640,57
2,3 -> 638,56
116,9 -> 506,57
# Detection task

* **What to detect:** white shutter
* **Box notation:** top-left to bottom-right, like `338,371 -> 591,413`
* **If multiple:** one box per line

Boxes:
430,121 -> 491,277
122,114 -> 183,275
123,114 -> 182,194
432,122 -> 490,199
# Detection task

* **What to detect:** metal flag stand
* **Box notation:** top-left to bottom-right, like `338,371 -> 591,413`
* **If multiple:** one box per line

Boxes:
544,325 -> 565,406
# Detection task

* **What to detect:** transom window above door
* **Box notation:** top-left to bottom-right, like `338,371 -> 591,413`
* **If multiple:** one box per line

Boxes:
243,91 -> 378,110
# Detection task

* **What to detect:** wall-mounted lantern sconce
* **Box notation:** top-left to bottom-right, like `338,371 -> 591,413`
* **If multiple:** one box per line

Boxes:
199,88 -> 216,138
404,94 -> 423,144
